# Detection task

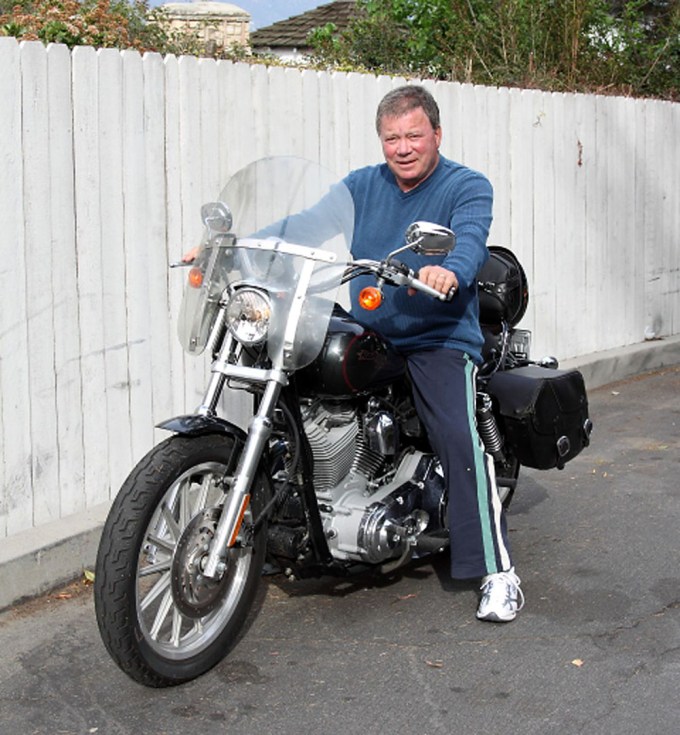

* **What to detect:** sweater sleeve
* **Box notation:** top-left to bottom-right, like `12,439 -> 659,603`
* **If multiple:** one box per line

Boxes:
442,171 -> 493,288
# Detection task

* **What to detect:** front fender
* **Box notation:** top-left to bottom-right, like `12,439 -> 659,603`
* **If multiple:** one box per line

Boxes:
157,414 -> 248,441
157,413 -> 274,497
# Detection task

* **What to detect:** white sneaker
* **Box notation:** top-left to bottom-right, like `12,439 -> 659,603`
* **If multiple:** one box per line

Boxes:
476,567 -> 524,622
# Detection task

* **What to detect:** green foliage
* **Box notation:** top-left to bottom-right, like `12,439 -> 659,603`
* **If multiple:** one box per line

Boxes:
0,0 -> 231,57
308,0 -> 680,100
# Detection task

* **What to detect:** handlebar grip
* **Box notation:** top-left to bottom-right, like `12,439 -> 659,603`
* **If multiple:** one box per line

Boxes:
409,277 -> 456,302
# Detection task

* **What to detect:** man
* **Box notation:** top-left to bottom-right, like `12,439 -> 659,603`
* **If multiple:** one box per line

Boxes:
184,84 -> 523,621
344,85 -> 523,622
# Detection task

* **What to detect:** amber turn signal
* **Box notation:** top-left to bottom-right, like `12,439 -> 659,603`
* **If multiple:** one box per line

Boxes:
188,267 -> 204,288
358,286 -> 383,310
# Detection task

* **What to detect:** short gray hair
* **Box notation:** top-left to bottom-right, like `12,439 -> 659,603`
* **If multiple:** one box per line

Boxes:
375,85 -> 441,135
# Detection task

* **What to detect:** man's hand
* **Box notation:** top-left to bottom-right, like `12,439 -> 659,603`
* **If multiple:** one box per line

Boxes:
181,246 -> 200,263
412,265 -> 458,297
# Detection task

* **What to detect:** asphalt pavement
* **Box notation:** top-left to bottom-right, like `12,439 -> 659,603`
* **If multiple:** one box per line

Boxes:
0,366 -> 678,735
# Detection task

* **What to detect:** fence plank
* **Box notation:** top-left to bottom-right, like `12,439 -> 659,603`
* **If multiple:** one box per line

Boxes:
121,50 -> 155,465
532,92 -> 558,358
143,52 -> 175,437
347,71 -> 378,170
20,41 -> 61,527
607,96 -> 635,347
97,48 -> 132,496
0,37 -> 32,537
249,63 -> 271,163
486,87 -> 511,247
552,92 -> 588,360
72,45 -> 110,508
47,43 -> 85,518
670,103 -> 680,335
198,58 -> 220,200
267,65 -> 300,157
300,69 -> 321,162
571,91 -> 595,356
508,88 -> 537,346
657,101 -> 680,337
217,61 -> 256,177
162,54 -> 189,423
440,81 -> 463,164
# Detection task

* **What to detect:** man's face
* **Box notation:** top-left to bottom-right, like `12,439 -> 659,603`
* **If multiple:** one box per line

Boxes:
379,107 -> 442,192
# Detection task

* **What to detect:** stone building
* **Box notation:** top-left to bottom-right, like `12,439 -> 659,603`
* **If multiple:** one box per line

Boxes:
159,1 -> 250,53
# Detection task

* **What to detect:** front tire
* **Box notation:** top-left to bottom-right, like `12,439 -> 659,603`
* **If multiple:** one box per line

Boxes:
94,433 -> 268,687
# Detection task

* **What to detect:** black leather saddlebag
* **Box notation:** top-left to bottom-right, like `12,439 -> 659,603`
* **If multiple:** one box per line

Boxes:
487,365 -> 592,470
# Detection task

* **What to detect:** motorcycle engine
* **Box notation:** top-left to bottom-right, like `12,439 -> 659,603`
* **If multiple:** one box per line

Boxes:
303,401 -> 447,565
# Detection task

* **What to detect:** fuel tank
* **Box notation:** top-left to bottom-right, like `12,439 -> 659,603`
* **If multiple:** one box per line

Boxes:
297,305 -> 406,399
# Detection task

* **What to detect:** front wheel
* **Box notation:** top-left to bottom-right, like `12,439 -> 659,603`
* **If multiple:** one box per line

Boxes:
94,433 -> 268,687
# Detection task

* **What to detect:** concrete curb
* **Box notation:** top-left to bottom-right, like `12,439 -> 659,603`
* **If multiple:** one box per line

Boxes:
2,336 -> 680,610
560,334 -> 680,390
0,503 -> 110,610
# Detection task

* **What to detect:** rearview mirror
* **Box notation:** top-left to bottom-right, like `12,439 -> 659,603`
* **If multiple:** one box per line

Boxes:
404,221 -> 455,254
201,201 -> 233,234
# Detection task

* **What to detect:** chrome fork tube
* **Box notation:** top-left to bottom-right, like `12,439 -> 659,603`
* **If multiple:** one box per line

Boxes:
197,328 -> 234,416
202,376 -> 282,579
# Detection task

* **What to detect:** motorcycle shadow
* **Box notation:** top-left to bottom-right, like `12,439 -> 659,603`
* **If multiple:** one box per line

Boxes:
265,553 -> 448,599
507,474 -> 550,515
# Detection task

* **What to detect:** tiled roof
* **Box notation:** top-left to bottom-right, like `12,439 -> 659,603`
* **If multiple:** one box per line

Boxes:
250,0 -> 359,49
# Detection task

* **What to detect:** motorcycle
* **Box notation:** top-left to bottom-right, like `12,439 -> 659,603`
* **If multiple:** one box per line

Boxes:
94,157 -> 592,687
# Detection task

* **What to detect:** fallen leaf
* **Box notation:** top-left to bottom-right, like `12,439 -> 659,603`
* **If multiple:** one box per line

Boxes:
571,659 -> 585,667
83,569 -> 95,583
397,593 -> 417,601
425,660 -> 444,668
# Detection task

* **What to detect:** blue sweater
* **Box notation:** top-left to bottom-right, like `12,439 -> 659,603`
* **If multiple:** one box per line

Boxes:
344,156 -> 493,363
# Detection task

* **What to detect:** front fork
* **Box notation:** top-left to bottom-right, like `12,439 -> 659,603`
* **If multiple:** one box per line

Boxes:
202,378 -> 282,578
197,330 -> 287,579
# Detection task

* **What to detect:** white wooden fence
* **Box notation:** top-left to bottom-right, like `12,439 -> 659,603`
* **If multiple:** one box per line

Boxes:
0,37 -> 679,540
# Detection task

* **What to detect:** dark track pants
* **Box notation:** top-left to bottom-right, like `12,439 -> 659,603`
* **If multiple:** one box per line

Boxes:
407,348 -> 512,579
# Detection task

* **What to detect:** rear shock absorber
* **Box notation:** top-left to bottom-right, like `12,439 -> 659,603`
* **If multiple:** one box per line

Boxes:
476,392 -> 505,462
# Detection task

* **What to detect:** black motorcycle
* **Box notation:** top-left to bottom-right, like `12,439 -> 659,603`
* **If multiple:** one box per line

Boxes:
94,157 -> 592,687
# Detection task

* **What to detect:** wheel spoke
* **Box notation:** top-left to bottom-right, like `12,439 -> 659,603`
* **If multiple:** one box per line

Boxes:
146,532 -> 175,555
139,570 -> 172,611
160,501 -> 181,541
179,478 -> 191,530
150,483 -> 180,542
171,607 -> 184,647
149,588 -> 174,640
193,475 -> 212,516
139,558 -> 172,577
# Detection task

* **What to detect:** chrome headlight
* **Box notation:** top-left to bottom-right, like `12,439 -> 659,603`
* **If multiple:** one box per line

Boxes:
226,288 -> 272,345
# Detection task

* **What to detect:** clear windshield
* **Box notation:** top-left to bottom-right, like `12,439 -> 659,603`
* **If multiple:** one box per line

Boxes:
178,157 -> 354,370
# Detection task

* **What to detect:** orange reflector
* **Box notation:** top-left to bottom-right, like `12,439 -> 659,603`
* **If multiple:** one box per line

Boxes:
188,267 -> 204,288
358,287 -> 383,310
227,495 -> 251,547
